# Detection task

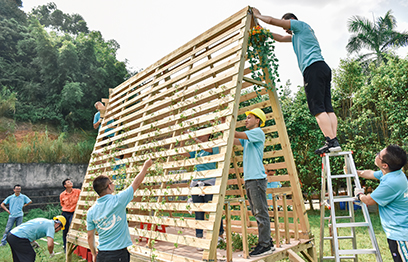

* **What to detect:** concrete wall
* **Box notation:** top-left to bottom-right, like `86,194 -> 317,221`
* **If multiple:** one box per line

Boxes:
0,163 -> 87,210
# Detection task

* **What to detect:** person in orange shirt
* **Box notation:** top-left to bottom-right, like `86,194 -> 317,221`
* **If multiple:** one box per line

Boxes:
60,178 -> 81,252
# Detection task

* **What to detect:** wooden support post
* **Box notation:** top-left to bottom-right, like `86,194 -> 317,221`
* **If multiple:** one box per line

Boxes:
239,199 -> 249,258
293,201 -> 299,240
66,242 -> 75,262
224,202 -> 232,262
283,194 -> 290,244
273,193 -> 280,247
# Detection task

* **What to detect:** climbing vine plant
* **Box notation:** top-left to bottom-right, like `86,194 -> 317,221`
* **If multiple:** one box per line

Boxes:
247,25 -> 280,94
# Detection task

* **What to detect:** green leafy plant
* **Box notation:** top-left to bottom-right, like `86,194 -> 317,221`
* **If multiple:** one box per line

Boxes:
247,25 -> 280,94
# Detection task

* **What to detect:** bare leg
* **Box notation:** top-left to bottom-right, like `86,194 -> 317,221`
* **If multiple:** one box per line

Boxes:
328,112 -> 338,137
315,112 -> 337,139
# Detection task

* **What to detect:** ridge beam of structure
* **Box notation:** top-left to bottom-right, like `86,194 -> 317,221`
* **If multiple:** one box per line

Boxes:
242,76 -> 268,88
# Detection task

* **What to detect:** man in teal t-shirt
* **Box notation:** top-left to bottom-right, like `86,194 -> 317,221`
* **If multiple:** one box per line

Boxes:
87,158 -> 152,262
0,185 -> 32,246
7,216 -> 65,262
356,145 -> 408,261
93,101 -> 115,141
252,8 -> 341,155
234,108 -> 274,257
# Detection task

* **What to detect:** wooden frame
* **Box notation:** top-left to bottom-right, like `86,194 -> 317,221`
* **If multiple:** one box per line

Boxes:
66,6 -> 316,262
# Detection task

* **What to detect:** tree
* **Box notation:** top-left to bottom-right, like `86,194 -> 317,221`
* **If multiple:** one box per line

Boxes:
30,2 -> 89,34
346,10 -> 408,66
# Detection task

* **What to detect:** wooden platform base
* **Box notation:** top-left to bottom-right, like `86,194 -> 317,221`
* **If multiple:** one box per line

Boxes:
130,238 -> 315,262
67,226 -> 316,262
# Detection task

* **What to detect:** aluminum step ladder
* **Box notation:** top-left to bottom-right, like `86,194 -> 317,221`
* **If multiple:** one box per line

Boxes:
319,151 -> 382,261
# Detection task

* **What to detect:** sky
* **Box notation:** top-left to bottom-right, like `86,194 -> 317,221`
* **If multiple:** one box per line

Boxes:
21,0 -> 408,93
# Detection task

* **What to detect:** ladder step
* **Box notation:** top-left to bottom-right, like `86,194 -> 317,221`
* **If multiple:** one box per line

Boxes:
336,222 -> 369,228
326,151 -> 353,156
324,215 -> 352,220
324,235 -> 355,240
333,197 -> 356,203
330,174 -> 355,179
338,249 -> 377,255
322,255 -> 356,260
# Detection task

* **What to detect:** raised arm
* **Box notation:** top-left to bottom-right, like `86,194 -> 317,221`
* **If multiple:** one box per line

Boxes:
271,33 -> 292,43
357,170 -> 377,180
252,8 -> 292,43
131,158 -> 153,191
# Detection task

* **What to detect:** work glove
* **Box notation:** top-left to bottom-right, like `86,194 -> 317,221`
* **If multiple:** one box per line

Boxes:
31,241 -> 40,249
354,188 -> 365,201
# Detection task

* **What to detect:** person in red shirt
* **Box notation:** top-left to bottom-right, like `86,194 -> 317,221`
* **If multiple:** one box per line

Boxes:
60,178 -> 81,252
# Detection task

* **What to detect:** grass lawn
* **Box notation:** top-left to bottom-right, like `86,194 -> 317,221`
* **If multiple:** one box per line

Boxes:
0,207 -> 394,261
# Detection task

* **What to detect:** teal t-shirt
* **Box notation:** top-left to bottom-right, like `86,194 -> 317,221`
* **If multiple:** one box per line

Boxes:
11,218 -> 55,242
371,170 -> 408,241
290,20 -> 324,73
93,111 -> 114,137
189,147 -> 219,182
2,193 -> 31,218
87,186 -> 134,251
239,127 -> 266,181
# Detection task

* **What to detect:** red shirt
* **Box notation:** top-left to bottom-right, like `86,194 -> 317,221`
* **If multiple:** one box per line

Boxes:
60,188 -> 81,212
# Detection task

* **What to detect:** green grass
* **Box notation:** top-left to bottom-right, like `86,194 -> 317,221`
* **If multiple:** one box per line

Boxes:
0,206 -> 394,261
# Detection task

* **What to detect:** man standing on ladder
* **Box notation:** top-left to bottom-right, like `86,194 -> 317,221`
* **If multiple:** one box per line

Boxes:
356,145 -> 408,262
251,8 -> 341,155
234,108 -> 275,257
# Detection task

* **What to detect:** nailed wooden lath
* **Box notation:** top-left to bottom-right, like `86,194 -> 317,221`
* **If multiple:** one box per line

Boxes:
66,6 -> 314,262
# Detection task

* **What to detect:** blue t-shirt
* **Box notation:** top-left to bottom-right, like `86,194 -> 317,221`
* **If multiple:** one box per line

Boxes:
189,147 -> 219,182
239,128 -> 266,181
87,186 -> 134,251
11,218 -> 55,242
290,20 -> 324,74
267,181 -> 282,200
93,111 -> 114,137
2,194 -> 31,218
371,170 -> 408,241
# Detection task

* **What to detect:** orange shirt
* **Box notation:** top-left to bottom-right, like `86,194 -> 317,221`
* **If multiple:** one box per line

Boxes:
60,188 -> 81,212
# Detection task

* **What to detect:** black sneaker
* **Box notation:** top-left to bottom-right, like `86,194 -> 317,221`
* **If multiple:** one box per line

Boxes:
314,137 -> 330,155
328,137 -> 341,152
270,239 -> 276,251
249,244 -> 274,257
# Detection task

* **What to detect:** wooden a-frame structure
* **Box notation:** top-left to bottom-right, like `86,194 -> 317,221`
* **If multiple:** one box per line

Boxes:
67,6 -> 316,262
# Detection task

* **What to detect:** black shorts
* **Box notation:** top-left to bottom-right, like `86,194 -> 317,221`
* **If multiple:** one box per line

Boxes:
303,61 -> 334,116
387,238 -> 408,262
97,248 -> 130,262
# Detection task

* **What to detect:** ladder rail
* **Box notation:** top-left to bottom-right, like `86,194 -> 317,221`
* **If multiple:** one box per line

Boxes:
347,153 -> 383,262
345,158 -> 358,262
325,155 -> 341,262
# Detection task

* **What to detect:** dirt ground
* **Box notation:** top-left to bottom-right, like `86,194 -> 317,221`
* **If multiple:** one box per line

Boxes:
0,117 -> 83,145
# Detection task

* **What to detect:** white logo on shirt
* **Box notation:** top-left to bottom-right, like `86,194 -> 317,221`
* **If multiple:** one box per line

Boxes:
95,214 -> 122,231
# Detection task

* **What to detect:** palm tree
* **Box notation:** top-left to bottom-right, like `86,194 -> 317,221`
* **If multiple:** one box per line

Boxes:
346,10 -> 408,66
